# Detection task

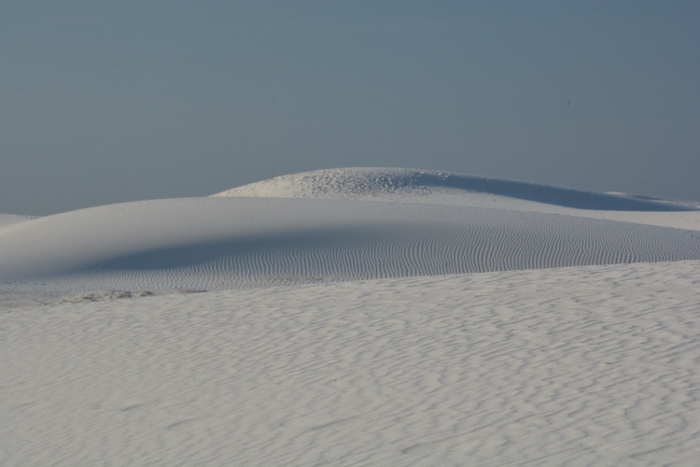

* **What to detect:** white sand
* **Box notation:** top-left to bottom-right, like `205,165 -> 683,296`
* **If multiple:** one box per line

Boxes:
2,261 -> 699,466
1,168 -> 699,466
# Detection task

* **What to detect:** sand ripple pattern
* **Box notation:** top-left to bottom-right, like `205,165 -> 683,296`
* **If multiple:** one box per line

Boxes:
2,261 -> 699,466
1,198 -> 700,296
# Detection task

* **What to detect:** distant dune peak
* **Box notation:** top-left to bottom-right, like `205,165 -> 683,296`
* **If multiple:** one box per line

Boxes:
213,168 -> 446,199
212,167 -> 697,212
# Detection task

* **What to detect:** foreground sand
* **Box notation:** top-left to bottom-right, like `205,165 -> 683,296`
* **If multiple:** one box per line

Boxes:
2,261 -> 699,466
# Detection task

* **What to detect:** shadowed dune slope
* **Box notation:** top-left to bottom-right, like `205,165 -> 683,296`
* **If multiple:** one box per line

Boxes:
1,197 -> 699,294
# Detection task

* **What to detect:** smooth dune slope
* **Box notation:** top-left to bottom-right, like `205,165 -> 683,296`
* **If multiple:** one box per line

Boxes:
2,196 -> 700,302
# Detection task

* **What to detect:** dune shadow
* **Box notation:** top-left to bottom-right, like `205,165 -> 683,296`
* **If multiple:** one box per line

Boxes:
87,228 -> 361,271
396,172 -> 696,211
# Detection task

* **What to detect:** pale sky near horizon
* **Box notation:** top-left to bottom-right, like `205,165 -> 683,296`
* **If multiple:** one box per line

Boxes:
1,1 -> 698,215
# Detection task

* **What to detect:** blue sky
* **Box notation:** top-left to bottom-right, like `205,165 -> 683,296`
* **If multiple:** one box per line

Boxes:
1,1 -> 698,215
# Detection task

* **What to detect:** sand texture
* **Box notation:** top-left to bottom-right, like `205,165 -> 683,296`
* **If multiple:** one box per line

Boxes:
1,168 -> 699,465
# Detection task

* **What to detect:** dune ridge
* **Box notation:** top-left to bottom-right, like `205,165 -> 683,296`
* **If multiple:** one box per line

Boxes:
0,213 -> 36,227
213,167 -> 699,211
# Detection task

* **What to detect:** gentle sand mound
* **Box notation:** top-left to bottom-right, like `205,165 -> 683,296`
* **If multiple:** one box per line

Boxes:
1,197 -> 699,299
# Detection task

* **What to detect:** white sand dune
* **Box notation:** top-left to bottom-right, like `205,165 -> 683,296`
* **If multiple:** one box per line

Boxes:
2,169 -> 700,299
215,168 -> 700,232
2,168 -> 700,465
213,167 -> 699,211
1,197 -> 700,302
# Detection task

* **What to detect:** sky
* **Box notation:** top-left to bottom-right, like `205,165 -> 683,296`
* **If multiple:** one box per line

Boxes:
1,1 -> 698,216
